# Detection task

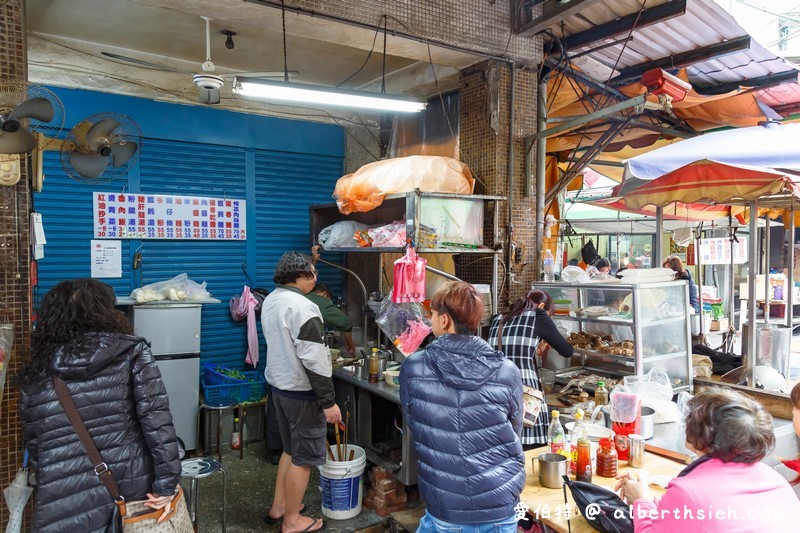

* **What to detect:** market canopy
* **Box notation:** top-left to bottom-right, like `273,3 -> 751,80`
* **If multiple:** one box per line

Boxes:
622,159 -> 800,210
620,122 -> 800,194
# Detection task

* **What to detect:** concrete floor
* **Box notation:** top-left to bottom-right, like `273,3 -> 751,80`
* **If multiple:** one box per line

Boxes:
187,443 -> 401,532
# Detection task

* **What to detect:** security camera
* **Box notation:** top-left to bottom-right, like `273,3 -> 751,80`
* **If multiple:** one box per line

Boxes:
193,73 -> 224,90
640,68 -> 692,103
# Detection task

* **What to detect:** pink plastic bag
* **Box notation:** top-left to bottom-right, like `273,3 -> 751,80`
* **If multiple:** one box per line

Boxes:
393,247 -> 426,303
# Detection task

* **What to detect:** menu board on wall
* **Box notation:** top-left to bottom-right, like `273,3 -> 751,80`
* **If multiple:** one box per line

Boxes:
698,236 -> 747,265
93,192 -> 246,240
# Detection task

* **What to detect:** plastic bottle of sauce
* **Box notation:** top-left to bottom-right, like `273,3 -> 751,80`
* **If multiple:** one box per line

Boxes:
569,409 -> 589,473
368,347 -> 380,384
576,437 -> 592,482
594,381 -> 609,406
231,417 -> 241,450
596,437 -> 618,478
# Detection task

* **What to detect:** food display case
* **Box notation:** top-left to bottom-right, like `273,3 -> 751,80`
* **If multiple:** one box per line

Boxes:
536,280 -> 692,393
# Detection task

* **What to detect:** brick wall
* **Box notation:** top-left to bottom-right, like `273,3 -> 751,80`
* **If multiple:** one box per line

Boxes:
0,1 -> 30,529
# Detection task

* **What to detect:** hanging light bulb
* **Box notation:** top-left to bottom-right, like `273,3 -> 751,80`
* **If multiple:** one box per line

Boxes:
221,29 -> 237,50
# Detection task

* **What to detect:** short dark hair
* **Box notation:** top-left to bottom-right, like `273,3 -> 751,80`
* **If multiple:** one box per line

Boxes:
685,387 -> 775,464
430,281 -> 484,334
313,283 -> 331,295
273,251 -> 315,285
592,257 -> 610,269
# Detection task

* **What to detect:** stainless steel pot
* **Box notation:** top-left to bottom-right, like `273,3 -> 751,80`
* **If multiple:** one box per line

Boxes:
358,355 -> 391,380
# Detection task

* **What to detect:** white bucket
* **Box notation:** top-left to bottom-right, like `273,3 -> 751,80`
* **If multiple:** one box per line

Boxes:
317,444 -> 366,520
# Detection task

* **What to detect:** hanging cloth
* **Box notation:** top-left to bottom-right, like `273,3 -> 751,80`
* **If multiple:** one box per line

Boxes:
393,247 -> 427,303
230,285 -> 260,367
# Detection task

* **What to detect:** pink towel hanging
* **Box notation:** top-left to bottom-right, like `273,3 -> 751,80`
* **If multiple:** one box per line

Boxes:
393,247 -> 426,303
230,285 -> 260,367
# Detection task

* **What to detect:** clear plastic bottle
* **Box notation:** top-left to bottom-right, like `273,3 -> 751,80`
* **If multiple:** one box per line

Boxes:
543,249 -> 555,282
231,417 -> 241,450
547,410 -> 566,454
594,381 -> 609,406
570,408 -> 589,473
368,347 -> 380,384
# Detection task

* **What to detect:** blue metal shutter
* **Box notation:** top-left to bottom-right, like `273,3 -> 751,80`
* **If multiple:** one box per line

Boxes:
137,139 -> 249,369
253,149 -> 345,362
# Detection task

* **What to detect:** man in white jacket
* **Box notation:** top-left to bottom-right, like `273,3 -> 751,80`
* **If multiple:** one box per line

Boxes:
262,251 -> 341,533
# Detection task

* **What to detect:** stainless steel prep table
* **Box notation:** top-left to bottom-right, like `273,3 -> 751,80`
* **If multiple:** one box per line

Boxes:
333,368 -> 418,485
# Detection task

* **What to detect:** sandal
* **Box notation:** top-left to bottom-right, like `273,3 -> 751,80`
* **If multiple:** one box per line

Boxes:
263,504 -> 308,524
282,518 -> 325,533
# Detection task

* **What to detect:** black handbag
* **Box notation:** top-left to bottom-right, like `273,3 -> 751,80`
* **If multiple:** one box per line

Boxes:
562,476 -> 633,533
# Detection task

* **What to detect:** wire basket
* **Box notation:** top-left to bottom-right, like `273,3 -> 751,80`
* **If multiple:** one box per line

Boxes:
201,371 -> 266,404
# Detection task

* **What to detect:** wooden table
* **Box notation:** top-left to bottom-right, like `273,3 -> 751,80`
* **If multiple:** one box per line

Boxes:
520,447 -> 687,533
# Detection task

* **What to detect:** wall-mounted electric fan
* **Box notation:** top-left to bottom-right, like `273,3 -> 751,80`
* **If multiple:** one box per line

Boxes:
0,82 -> 65,154
60,113 -> 142,183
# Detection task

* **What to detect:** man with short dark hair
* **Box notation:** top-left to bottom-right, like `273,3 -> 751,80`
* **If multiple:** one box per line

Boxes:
262,251 -> 340,533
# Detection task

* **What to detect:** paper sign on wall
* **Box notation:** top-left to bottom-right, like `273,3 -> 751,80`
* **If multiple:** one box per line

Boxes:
91,240 -> 122,278
93,192 -> 246,240
698,237 -> 748,265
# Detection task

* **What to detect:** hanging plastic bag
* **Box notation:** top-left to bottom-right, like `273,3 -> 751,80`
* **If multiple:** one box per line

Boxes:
333,155 -> 475,215
393,247 -> 426,303
376,289 -> 432,355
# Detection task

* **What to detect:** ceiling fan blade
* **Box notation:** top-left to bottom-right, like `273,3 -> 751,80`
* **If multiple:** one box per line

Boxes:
109,141 -> 138,167
85,119 -> 120,150
199,88 -> 221,105
0,129 -> 37,154
221,70 -> 299,80
101,51 -> 188,73
70,151 -> 109,179
8,97 -> 55,123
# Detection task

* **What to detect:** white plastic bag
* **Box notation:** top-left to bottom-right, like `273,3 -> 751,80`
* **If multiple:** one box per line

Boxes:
621,368 -> 679,423
131,273 -> 211,303
318,221 -> 371,249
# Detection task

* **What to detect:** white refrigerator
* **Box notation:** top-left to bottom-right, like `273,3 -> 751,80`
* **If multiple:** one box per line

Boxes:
133,304 -> 201,450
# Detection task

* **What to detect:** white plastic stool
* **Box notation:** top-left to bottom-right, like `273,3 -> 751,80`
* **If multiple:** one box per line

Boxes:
181,456 -> 227,532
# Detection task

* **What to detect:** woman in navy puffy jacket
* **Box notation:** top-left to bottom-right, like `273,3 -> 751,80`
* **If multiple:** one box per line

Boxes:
400,281 -> 525,533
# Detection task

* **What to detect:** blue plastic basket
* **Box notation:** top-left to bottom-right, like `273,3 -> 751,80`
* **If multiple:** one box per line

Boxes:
202,370 -> 266,404
203,364 -> 247,386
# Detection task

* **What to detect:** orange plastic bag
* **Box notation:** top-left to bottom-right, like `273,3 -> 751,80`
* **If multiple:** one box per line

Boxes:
333,155 -> 475,214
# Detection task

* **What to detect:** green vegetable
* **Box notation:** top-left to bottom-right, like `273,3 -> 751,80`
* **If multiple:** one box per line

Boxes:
216,367 -> 253,381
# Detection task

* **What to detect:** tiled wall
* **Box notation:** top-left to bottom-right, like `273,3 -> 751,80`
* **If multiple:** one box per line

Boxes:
459,60 -> 539,307
251,0 -> 538,64
0,1 -> 30,529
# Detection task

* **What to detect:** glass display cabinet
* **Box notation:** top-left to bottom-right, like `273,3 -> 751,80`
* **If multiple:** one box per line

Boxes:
536,280 -> 692,393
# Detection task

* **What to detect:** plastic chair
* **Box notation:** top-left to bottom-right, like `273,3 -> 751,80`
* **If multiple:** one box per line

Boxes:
181,456 -> 227,532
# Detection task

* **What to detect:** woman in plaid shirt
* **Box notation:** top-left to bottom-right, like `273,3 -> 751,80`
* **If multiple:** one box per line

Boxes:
488,289 -> 574,449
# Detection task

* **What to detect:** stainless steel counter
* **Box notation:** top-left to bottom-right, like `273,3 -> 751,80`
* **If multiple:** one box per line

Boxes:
332,368 -> 417,485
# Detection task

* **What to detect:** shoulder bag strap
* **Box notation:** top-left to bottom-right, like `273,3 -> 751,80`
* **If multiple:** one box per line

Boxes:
52,377 -> 124,503
496,316 -> 505,352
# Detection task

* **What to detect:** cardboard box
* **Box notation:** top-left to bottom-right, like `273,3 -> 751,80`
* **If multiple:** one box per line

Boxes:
710,318 -> 728,331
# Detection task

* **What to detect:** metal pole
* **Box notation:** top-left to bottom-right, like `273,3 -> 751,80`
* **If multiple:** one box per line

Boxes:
788,210 -> 795,329
697,226 -> 704,336
506,62 -> 516,298
747,201 -> 758,387
764,218 -> 771,324
535,77 -> 547,281
655,206 -> 664,267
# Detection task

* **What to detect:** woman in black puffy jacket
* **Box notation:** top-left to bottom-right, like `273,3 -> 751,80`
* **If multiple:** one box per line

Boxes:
17,279 -> 181,532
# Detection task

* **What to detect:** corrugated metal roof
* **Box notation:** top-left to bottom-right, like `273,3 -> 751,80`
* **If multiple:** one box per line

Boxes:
548,0 -> 799,91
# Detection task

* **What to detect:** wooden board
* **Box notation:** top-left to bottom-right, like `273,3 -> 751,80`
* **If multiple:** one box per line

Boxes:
521,447 -> 687,533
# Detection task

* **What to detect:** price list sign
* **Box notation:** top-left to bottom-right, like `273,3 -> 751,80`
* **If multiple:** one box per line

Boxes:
93,192 -> 246,240
698,236 -> 747,265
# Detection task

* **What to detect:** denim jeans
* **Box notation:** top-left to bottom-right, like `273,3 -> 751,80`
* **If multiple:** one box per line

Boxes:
417,511 -> 519,533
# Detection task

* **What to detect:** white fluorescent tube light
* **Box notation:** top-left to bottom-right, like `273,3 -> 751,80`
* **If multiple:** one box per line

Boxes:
233,77 -> 426,113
